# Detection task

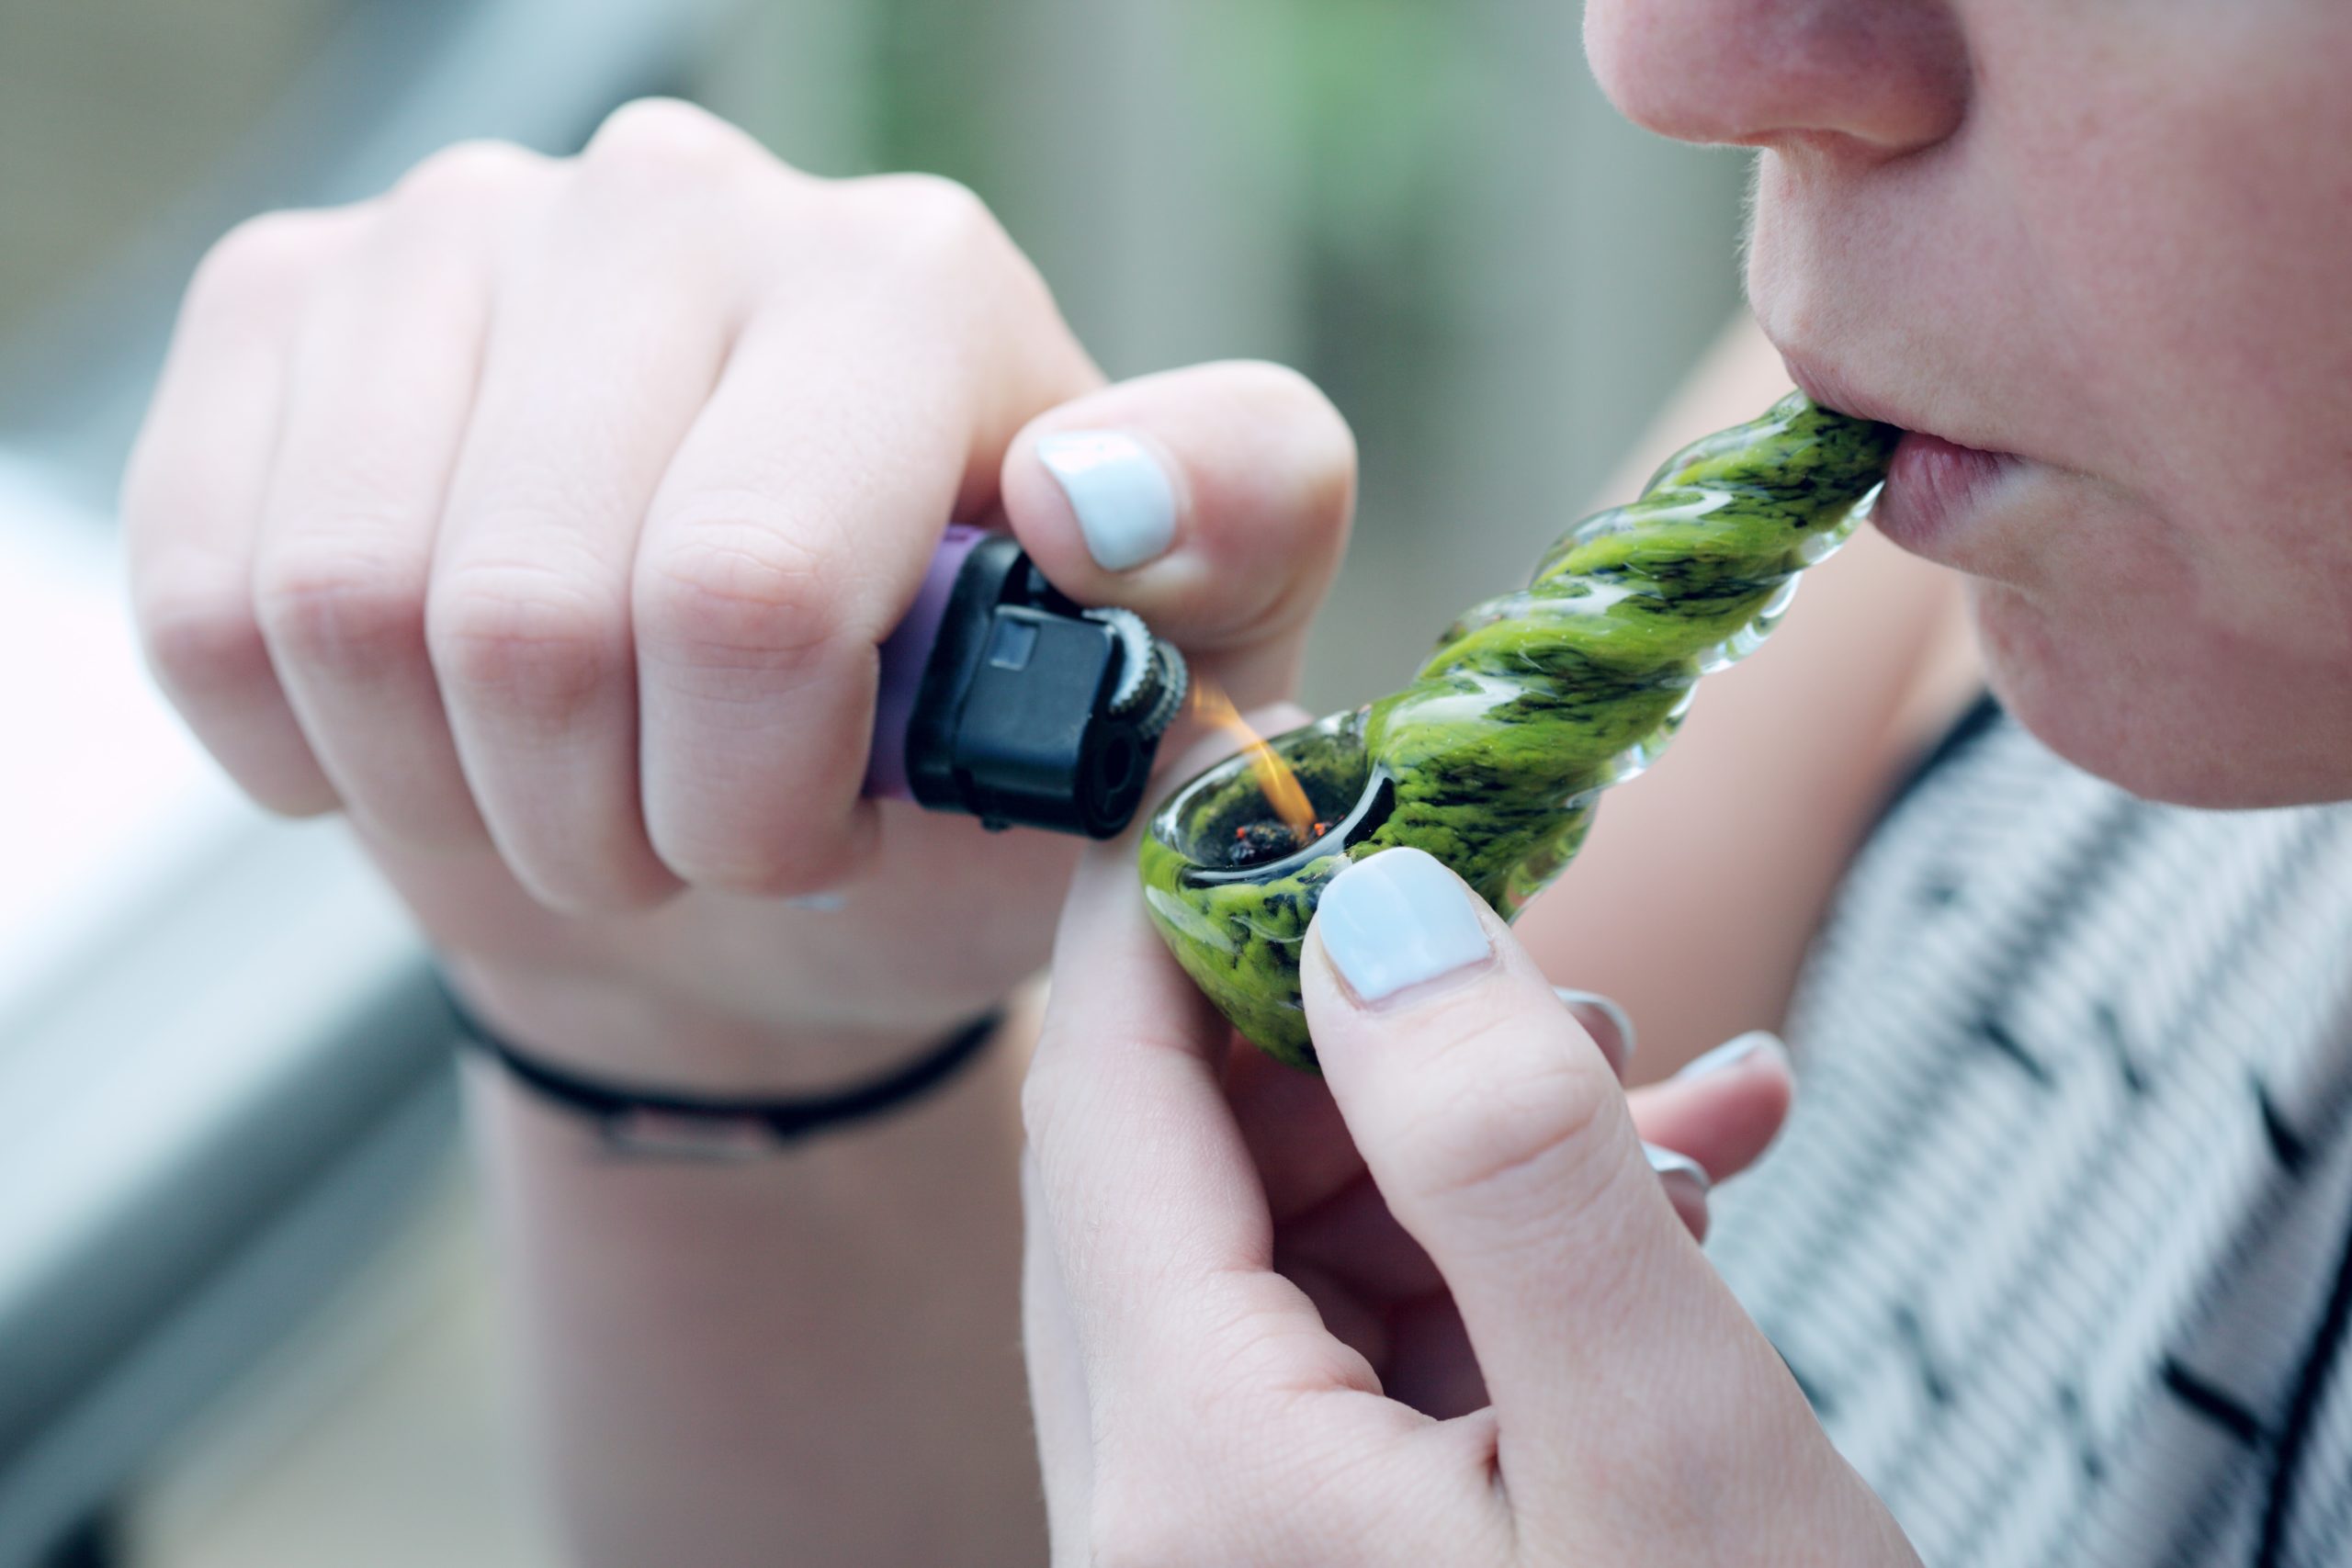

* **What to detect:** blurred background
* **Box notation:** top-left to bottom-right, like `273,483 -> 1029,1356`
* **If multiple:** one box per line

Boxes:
0,0 -> 1744,1562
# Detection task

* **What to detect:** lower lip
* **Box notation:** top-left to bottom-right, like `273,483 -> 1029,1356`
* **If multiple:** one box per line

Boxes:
1872,431 -> 2018,558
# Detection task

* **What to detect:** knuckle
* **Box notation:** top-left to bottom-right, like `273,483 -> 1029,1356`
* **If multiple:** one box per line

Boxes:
1399,1032 -> 1620,1216
136,577 -> 266,698
391,139 -> 542,207
856,172 -> 1016,273
635,524 -> 842,676
187,209 -> 344,315
865,169 -> 988,223
426,558 -> 623,714
253,540 -> 423,670
583,97 -> 769,181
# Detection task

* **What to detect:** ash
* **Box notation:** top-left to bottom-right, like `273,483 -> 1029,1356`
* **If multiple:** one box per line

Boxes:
1227,819 -> 1329,868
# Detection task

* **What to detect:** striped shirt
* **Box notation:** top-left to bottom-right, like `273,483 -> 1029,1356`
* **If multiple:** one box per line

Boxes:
1709,698 -> 2352,1567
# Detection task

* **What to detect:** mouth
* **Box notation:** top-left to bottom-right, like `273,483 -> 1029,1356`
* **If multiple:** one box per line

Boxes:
1780,352 -> 2024,562
1779,355 -> 1918,435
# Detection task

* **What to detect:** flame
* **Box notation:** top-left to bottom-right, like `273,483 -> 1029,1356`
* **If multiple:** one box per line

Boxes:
1188,680 -> 1320,840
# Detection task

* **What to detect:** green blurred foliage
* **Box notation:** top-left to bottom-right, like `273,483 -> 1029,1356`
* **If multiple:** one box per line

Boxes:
865,0 -> 1001,188
1215,0 -> 1472,262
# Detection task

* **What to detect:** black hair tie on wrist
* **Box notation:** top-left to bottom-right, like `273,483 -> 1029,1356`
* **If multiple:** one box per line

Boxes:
438,972 -> 1003,1161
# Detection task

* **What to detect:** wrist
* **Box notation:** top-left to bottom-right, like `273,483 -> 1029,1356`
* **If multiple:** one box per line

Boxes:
447,976 -> 1001,1160
440,954 -> 1003,1098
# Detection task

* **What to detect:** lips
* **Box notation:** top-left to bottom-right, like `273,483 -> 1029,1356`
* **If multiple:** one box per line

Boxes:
1875,430 -> 2020,557
1781,356 -> 1913,434
1781,354 -> 2021,561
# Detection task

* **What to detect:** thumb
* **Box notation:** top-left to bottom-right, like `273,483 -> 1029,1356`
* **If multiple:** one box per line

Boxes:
1301,848 -> 1819,1538
999,360 -> 1355,708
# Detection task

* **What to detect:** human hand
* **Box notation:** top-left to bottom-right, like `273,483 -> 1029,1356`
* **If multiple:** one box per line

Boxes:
1021,841 -> 1919,1565
122,100 -> 1354,1089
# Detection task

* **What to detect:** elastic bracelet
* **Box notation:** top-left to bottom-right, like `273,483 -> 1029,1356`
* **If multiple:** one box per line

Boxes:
438,973 -> 1003,1161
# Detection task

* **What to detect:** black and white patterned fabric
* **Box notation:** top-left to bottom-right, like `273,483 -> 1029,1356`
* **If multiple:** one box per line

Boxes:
1708,698 -> 2352,1567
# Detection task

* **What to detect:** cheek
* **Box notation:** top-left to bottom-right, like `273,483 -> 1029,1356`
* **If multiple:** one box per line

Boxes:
1991,9 -> 2352,547
1972,569 -> 2352,809
1959,7 -> 2352,802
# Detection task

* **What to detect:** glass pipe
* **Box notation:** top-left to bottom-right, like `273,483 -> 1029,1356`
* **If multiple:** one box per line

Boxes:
1138,393 -> 1898,1069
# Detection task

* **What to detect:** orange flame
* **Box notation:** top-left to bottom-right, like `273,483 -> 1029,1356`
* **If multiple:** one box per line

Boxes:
1188,680 -> 1320,840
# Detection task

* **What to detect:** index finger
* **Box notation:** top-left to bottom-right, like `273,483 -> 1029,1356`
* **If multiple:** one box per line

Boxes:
631,183 -> 1099,897
1021,840 -> 1376,1424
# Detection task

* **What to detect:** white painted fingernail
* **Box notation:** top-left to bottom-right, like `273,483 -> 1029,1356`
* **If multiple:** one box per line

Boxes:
1037,430 -> 1179,571
1645,1141 -> 1713,1239
1675,1029 -> 1785,1081
1317,849 -> 1492,1005
1554,987 -> 1636,1067
1644,1140 -> 1713,1195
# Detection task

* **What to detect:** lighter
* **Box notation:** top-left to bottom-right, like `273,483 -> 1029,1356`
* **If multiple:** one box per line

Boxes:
863,525 -> 1187,838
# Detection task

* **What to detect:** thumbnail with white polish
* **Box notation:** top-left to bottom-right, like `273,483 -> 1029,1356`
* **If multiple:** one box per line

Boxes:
1317,848 -> 1490,1004
1037,430 -> 1178,572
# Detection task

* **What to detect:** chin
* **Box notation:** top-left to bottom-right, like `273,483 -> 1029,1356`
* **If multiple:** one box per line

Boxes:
1971,582 -> 2352,810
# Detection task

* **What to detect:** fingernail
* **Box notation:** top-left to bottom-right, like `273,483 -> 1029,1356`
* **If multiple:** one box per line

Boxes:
1554,987 -> 1636,1067
1643,1140 -> 1713,1197
1317,849 -> 1492,1005
786,892 -> 847,912
1645,1141 -> 1713,1240
1037,430 -> 1179,571
1675,1029 -> 1785,1082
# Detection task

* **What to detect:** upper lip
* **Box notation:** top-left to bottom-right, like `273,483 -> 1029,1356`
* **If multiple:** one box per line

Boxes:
1779,352 -> 1918,434
1779,349 -> 2021,464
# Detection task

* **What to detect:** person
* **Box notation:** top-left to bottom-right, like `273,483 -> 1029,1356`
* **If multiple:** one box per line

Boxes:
1017,3 -> 2352,1564
116,0 -> 2352,1563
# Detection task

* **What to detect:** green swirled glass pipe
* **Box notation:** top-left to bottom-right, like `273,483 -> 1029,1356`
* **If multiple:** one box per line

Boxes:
1137,392 -> 1898,1069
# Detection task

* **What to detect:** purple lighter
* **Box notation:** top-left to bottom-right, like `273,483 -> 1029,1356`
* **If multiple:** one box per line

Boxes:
861,525 -> 1187,838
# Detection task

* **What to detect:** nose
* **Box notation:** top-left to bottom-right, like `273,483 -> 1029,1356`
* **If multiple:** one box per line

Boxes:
1586,0 -> 1969,160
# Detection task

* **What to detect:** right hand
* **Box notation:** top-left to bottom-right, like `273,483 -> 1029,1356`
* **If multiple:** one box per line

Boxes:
122,99 -> 1356,1089
1021,844 -> 1906,1567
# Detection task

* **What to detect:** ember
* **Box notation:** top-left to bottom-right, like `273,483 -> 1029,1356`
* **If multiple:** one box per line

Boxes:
1227,818 -> 1330,868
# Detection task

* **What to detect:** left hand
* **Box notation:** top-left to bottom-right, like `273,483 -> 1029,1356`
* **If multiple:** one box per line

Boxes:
1020,841 -> 1920,1566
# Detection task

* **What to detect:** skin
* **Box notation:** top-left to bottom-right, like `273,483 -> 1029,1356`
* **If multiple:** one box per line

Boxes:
1028,1 -> 2352,1564
1141,394 -> 1894,1067
122,99 -> 1363,1565
1029,847 -> 1913,1567
123,8 -> 2007,1552
131,82 -> 1972,1554
1589,0 -> 2352,808
121,103 -> 1363,1101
